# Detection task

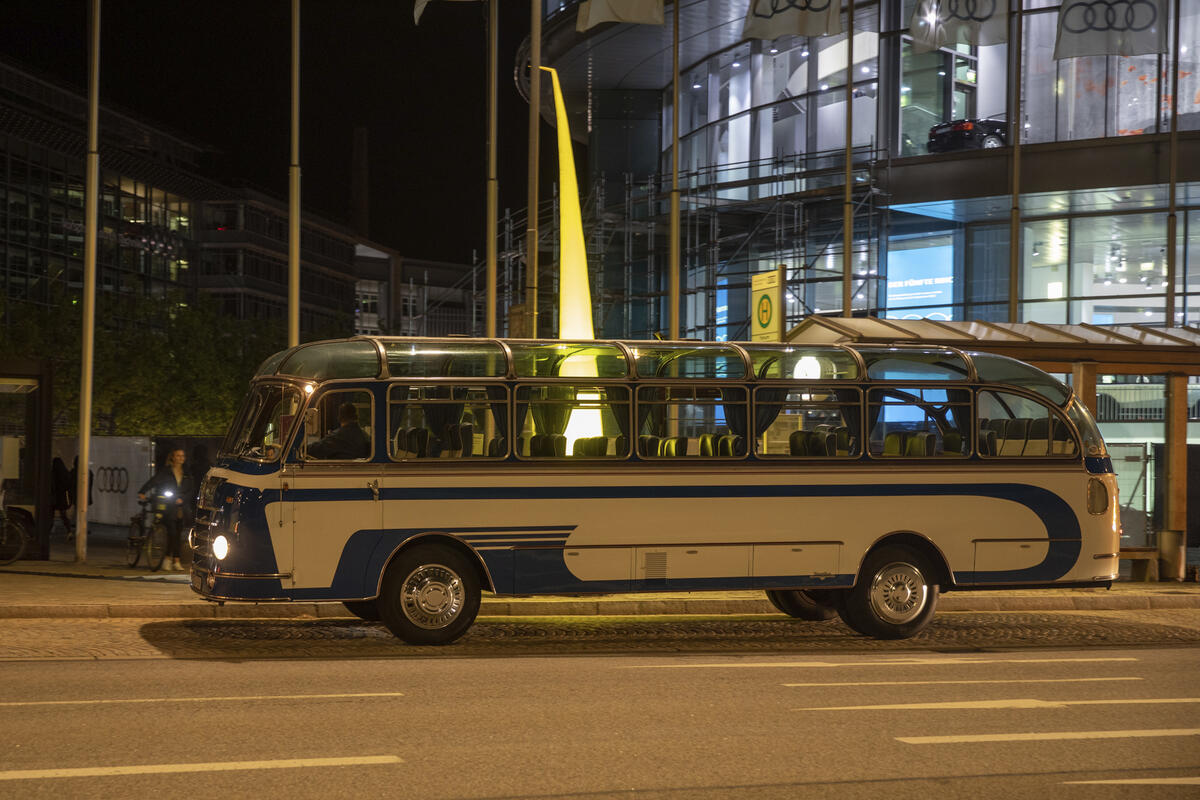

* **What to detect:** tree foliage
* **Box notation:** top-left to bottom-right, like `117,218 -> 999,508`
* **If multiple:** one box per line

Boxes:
0,291 -> 287,437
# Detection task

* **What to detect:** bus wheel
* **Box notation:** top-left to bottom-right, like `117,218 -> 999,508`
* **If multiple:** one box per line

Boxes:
342,600 -> 381,622
765,589 -> 838,621
379,544 -> 480,645
841,546 -> 938,639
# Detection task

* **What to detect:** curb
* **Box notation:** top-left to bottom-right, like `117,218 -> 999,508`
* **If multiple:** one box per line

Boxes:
2,594 -> 1199,620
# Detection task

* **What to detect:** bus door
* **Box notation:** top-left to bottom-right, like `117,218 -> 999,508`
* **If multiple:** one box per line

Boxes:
286,388 -> 381,595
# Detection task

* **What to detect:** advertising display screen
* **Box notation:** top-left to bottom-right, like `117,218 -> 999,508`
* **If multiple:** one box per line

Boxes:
885,244 -> 954,321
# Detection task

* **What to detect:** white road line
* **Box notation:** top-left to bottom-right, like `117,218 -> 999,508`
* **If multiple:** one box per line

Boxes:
0,692 -> 405,708
803,698 -> 1200,711
783,677 -> 1143,688
0,755 -> 403,781
629,657 -> 1139,670
1064,777 -> 1200,785
898,729 -> 1200,745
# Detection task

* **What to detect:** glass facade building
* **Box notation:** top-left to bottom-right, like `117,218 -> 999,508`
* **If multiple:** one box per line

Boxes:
534,0 -> 1200,337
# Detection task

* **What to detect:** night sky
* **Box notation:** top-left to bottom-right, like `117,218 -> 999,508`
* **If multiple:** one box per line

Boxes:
1,0 -> 545,264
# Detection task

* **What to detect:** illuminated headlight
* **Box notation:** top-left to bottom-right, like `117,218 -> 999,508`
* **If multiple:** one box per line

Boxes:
212,535 -> 230,560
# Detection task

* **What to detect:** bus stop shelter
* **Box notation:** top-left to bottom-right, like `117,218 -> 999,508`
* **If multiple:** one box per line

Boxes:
0,357 -> 53,559
786,318 -> 1200,581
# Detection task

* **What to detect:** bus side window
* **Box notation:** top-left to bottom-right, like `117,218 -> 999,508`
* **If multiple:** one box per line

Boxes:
515,385 -> 630,460
636,385 -> 746,458
754,386 -> 861,458
305,389 -> 372,461
867,387 -> 969,458
977,390 -> 1076,458
387,384 -> 508,460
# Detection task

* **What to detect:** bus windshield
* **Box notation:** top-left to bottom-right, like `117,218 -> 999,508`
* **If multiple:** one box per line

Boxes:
220,383 -> 304,461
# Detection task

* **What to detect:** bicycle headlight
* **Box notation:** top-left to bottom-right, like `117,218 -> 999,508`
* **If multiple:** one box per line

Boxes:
212,534 -> 230,560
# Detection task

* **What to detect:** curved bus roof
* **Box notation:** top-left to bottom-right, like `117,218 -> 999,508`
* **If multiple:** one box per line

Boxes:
257,337 -> 1074,407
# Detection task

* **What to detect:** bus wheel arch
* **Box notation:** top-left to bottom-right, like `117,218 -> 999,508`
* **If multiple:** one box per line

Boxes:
840,534 -> 945,640
377,536 -> 486,645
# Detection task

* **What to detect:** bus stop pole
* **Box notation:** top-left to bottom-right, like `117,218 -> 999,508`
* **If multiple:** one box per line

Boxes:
77,0 -> 101,563
841,0 -> 855,318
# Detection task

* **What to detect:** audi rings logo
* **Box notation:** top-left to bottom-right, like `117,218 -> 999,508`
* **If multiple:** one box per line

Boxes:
1061,0 -> 1158,33
942,0 -> 998,22
752,0 -> 832,19
96,466 -> 129,494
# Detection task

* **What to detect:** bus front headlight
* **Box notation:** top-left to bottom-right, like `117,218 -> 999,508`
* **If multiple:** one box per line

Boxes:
212,535 -> 230,560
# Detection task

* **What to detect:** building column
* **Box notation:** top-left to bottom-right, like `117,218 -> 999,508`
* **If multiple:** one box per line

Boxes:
1071,361 -> 1097,416
1161,373 -> 1188,581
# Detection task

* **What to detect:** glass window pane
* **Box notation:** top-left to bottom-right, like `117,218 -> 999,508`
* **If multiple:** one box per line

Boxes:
744,345 -> 860,380
279,341 -> 380,380
515,385 -> 630,458
969,352 -> 1072,406
900,41 -> 946,156
384,340 -> 507,378
388,384 -> 506,459
862,348 -> 970,380
509,342 -> 629,378
305,389 -> 373,461
1023,10 -> 1060,144
756,386 -> 862,457
636,385 -> 747,457
978,390 -> 1077,458
868,386 -> 971,457
633,344 -> 746,379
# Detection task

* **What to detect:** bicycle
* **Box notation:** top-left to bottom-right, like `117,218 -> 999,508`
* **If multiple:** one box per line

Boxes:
126,493 -> 170,571
0,491 -> 29,566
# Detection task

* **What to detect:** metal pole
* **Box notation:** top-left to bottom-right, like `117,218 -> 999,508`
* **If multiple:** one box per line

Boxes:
288,0 -> 301,346
669,0 -> 681,339
486,0 -> 498,337
1007,7 -> 1023,323
77,0 -> 101,563
1165,0 -> 1180,327
841,0 -> 855,317
525,0 -> 542,338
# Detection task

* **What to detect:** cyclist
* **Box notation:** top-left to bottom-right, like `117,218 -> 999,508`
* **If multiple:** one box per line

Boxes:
137,446 -> 194,571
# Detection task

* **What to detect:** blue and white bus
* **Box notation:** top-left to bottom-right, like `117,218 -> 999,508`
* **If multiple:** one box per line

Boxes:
189,337 -> 1118,644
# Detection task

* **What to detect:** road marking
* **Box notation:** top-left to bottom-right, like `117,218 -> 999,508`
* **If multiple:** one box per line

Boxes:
784,677 -> 1143,688
803,698 -> 1200,711
898,729 -> 1200,745
1064,777 -> 1200,785
0,755 -> 402,781
629,657 -> 1139,670
0,691 -> 405,708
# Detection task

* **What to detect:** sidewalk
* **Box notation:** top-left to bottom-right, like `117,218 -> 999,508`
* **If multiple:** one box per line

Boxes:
1,524 -> 1198,620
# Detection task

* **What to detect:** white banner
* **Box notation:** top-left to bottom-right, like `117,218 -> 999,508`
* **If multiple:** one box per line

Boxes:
742,0 -> 843,41
910,0 -> 1009,54
577,0 -> 664,31
1054,0 -> 1168,59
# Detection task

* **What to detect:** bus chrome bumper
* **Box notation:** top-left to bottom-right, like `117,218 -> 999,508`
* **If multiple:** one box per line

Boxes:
189,564 -> 292,602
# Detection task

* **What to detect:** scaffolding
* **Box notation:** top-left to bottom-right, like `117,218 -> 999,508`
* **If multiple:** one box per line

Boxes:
468,147 -> 889,340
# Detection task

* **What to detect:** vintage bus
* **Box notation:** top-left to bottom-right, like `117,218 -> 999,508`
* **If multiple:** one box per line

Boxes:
189,337 -> 1118,644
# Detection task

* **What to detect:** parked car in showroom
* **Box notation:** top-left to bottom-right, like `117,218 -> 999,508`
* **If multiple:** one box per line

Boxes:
927,116 -> 1007,153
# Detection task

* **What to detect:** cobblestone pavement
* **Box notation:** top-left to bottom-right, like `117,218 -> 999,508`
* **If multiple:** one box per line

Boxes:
3,610 -> 1199,662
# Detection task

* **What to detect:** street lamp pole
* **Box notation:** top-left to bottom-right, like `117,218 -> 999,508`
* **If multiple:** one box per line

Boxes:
288,0 -> 301,347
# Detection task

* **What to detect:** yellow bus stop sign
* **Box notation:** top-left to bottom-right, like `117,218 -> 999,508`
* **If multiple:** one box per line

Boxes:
751,268 -> 783,341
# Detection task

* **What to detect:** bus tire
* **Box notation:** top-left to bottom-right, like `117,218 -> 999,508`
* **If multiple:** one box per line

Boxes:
841,545 -> 938,639
378,543 -> 480,645
765,589 -> 838,621
342,600 -> 381,622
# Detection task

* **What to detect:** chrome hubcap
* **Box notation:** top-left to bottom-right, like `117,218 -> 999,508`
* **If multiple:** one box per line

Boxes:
868,562 -> 928,624
401,564 -> 464,629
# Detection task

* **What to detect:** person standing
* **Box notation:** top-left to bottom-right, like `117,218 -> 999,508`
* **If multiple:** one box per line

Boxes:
51,456 -> 72,536
137,446 -> 194,571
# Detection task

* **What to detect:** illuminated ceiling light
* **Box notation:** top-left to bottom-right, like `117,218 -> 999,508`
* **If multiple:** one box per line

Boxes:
938,70 -> 946,76
801,50 -> 809,57
861,66 -> 870,74
820,83 -> 829,90
732,61 -> 740,68
901,86 -> 911,93
692,83 -> 702,89
770,47 -> 779,54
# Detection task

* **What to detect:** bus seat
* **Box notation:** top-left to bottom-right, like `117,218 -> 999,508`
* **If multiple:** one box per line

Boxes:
788,430 -> 808,456
832,426 -> 852,455
614,434 -> 628,456
811,431 -> 835,457
1050,419 -> 1075,455
1024,417 -> 1050,456
441,424 -> 462,457
409,428 -> 429,458
943,431 -> 963,455
977,429 -> 996,456
549,435 -> 567,457
904,432 -> 934,457
662,436 -> 687,457
998,418 -> 1029,456
638,435 -> 661,457
392,428 -> 409,458
486,436 -> 506,457
717,434 -> 744,457
985,418 -> 1008,440
458,423 -> 474,456
700,433 -> 716,457
883,431 -> 906,456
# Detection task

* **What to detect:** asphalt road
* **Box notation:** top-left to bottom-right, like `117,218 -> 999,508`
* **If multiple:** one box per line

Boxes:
2,612 -> 1199,798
